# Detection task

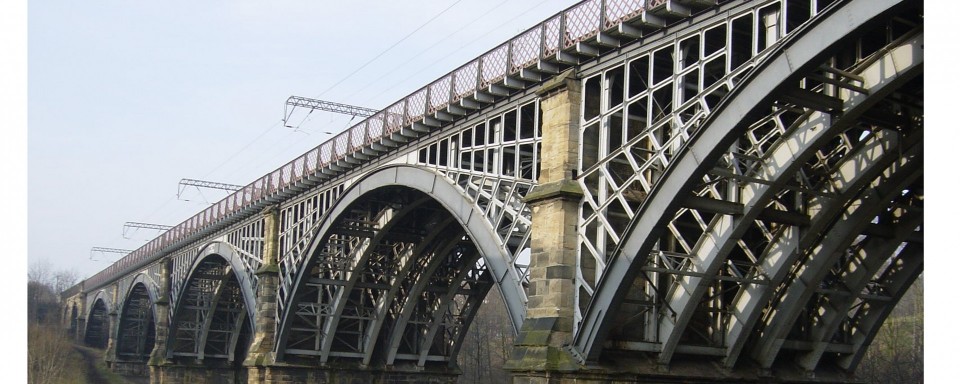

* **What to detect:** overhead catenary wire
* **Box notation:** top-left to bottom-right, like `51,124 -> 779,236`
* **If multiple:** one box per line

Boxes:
257,1 -> 471,173
198,1 -> 471,186
339,0 -> 512,103
200,119 -> 283,181
72,1 -> 577,280
357,0 -> 559,107
122,222 -> 173,239
101,0 -> 544,268
311,0 -> 465,100
253,116 -> 355,172
159,0 -> 548,210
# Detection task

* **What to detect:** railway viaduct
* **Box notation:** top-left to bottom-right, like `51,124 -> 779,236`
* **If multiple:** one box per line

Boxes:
61,0 -> 924,382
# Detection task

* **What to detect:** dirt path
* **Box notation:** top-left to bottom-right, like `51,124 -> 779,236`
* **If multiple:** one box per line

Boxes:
72,345 -> 150,384
73,345 -> 108,384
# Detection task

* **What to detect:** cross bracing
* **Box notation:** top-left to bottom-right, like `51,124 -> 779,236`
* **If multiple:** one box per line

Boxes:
571,0 -> 923,373
167,256 -> 252,362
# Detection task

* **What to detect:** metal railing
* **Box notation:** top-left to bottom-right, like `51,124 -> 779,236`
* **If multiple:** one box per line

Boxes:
79,0 -> 690,292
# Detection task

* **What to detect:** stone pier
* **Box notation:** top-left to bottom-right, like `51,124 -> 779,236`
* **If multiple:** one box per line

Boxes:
504,69 -> 584,380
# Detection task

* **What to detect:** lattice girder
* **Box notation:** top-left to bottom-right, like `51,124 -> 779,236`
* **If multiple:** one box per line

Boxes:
413,99 -> 542,289
574,0 -> 796,335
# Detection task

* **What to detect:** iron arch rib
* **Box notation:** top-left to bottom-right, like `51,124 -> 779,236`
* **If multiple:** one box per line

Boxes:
364,216 -> 464,365
275,165 -> 527,364
314,193 -> 436,363
384,226 -> 476,365
837,241 -> 923,371
166,243 -> 257,362
749,150 -> 922,368
84,294 -> 112,349
795,198 -> 923,371
572,0 -> 920,366
116,276 -> 159,362
723,124 -> 923,369
649,27 -> 924,366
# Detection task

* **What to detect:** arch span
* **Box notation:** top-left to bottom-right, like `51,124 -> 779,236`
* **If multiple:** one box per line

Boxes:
84,293 -> 112,349
573,0 -> 922,372
115,275 -> 159,362
120,273 -> 160,318
166,243 -> 256,363
275,164 -> 527,366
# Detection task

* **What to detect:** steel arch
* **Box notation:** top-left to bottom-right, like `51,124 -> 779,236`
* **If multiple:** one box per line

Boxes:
572,0 -> 920,364
84,292 -> 113,349
180,241 -> 259,322
795,203 -> 923,371
722,123 -> 923,369
275,164 -> 527,362
85,289 -> 114,321
115,276 -> 159,362
119,273 -> 160,320
749,148 -> 923,368
837,242 -> 923,371
166,241 -> 257,360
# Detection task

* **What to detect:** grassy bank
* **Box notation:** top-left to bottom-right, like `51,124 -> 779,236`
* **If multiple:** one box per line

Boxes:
28,323 -> 139,384
71,345 -> 138,384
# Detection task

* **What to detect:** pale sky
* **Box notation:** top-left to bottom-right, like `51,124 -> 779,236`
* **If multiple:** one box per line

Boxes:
26,0 -> 574,279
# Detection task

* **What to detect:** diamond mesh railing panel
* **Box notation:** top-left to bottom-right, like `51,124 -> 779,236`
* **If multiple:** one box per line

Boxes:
564,0 -> 603,49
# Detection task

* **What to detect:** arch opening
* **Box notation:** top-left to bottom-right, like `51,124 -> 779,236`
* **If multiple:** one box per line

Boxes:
68,304 -> 78,337
84,299 -> 110,349
167,254 -> 254,367
116,283 -> 156,362
276,182 -> 509,370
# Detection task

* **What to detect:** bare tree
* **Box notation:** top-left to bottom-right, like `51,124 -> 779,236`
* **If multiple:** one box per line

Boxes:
858,275 -> 923,383
27,260 -> 84,383
458,286 -> 514,383
54,269 -> 79,296
28,323 -> 73,384
28,259 -> 79,324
